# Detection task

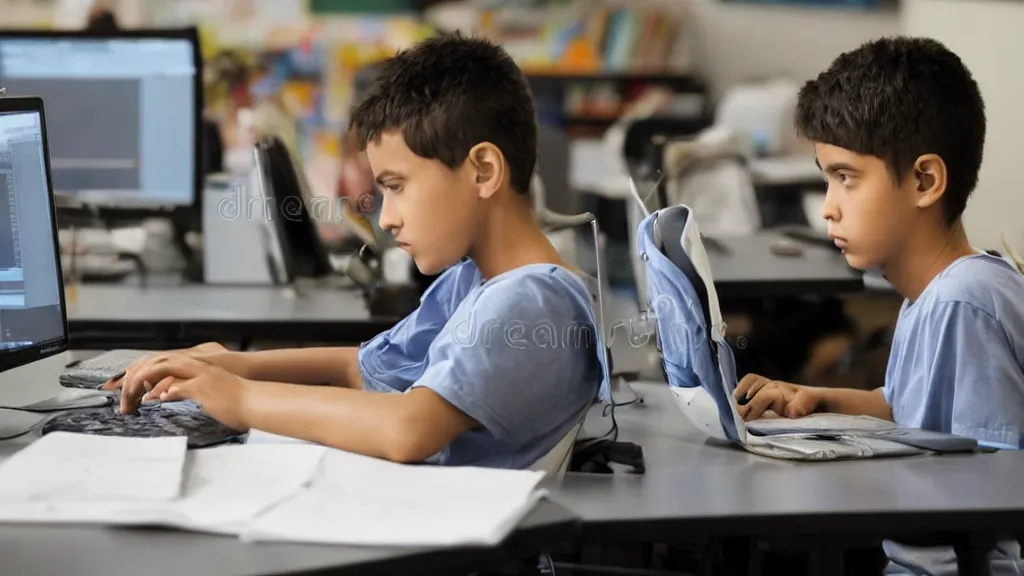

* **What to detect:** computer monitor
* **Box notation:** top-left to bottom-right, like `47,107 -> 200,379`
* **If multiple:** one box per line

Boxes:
252,135 -> 333,280
0,96 -> 69,372
0,28 -> 202,214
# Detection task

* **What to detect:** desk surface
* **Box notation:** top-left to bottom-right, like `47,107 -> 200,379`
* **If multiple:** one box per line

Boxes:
0,501 -> 577,576
555,382 -> 1024,542
65,282 -> 396,347
67,283 -> 370,323
706,232 -> 863,298
0,353 -> 577,576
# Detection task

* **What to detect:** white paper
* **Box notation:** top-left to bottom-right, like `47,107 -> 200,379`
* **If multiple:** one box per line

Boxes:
0,432 -> 187,501
242,449 -> 547,547
0,443 -> 326,533
166,443 -> 326,534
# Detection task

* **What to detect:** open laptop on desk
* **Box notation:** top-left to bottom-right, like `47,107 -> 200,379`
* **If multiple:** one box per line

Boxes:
630,187 -> 978,460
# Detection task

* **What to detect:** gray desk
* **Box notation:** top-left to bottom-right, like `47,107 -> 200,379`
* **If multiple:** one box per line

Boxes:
0,353 -> 578,576
66,283 -> 398,349
706,232 -> 863,298
555,382 -> 1024,574
0,502 -> 578,576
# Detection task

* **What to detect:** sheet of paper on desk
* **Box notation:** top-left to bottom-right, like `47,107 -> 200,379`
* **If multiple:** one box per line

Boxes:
241,449 -> 548,547
166,443 -> 326,534
0,432 -> 187,501
746,413 -> 899,436
0,443 -> 327,533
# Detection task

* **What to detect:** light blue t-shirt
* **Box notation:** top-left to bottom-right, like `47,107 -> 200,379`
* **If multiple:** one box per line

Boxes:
357,259 -> 604,469
882,252 -> 1024,576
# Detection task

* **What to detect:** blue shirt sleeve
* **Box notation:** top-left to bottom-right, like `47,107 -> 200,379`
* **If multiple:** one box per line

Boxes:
932,302 -> 1024,447
357,262 -> 479,394
410,272 -> 602,450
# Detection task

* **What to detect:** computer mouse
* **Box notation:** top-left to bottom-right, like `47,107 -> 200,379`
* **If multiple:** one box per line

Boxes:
770,239 -> 804,257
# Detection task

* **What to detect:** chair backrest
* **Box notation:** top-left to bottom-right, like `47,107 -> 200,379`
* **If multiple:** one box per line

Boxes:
635,205 -> 745,443
530,420 -> 585,476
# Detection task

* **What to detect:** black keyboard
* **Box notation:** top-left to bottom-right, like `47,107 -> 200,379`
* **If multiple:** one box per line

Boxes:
42,400 -> 244,449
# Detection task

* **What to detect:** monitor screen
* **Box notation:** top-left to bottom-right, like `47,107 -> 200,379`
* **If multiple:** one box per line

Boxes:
0,33 -> 198,207
0,109 -> 66,355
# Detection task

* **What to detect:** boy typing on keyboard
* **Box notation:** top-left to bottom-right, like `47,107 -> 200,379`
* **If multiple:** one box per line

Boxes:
104,33 -> 604,469
732,36 -> 1024,574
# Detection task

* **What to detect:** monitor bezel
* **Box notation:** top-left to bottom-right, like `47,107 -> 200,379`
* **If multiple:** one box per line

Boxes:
0,27 -> 204,225
0,96 -> 71,371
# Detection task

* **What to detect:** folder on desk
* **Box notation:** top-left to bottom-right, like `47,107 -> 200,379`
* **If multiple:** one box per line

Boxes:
633,201 -> 979,461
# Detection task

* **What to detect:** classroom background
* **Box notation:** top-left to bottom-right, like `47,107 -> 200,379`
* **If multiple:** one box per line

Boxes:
0,1 -> 1020,575
2,0 -> 1006,387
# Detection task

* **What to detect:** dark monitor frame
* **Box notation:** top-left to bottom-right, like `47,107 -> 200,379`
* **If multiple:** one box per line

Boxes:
0,27 -> 204,230
253,135 -> 333,281
0,96 -> 70,372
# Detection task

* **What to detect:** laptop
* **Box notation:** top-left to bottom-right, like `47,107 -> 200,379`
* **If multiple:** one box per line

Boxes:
629,182 -> 979,460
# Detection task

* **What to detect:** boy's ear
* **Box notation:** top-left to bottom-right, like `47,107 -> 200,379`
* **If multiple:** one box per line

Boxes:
912,154 -> 947,210
467,142 -> 505,199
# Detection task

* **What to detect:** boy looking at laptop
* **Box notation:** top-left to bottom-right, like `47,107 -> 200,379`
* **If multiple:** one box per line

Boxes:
734,36 -> 1024,449
104,33 -> 604,469
733,36 -> 1024,574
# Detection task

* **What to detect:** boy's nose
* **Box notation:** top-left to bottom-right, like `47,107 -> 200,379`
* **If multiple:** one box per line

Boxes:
377,194 -> 400,232
820,188 -> 840,222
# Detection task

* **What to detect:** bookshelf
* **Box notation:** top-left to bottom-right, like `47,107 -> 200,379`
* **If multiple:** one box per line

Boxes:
526,71 -> 709,139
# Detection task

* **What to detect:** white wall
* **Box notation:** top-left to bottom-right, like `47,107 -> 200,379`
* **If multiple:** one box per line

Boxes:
686,0 -> 899,99
902,0 -> 1024,251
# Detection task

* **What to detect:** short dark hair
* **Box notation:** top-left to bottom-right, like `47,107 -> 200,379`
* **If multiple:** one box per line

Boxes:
795,36 -> 986,225
351,32 -> 537,196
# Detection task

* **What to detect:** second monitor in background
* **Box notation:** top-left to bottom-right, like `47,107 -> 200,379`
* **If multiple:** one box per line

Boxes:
253,135 -> 333,282
0,28 -> 202,215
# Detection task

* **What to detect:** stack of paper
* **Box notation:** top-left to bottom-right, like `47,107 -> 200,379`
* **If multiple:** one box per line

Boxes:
242,449 -> 548,547
0,432 -> 549,549
0,433 -> 325,534
0,432 -> 187,502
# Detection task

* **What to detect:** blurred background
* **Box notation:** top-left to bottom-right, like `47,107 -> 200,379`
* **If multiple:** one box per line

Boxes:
0,0 -> 1018,387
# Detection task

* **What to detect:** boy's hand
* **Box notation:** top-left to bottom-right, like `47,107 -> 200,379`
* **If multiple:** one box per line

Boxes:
119,353 -> 251,431
733,374 -> 822,421
101,342 -> 233,391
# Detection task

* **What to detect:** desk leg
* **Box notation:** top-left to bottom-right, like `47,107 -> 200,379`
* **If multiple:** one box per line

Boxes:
807,544 -> 844,576
954,538 -> 994,576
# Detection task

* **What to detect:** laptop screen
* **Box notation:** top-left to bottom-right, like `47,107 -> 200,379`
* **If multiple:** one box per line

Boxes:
0,109 -> 67,356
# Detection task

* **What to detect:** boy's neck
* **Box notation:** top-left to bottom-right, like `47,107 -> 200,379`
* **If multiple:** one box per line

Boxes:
468,193 -> 569,280
882,218 -> 976,303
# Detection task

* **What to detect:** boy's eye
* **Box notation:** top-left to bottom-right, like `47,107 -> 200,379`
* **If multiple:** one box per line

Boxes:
380,182 -> 402,193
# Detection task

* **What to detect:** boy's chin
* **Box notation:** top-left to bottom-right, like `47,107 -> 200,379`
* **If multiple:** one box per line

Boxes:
412,256 -> 449,277
841,251 -> 875,271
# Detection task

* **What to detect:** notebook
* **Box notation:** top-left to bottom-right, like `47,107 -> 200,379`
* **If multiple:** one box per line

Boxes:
631,192 -> 979,460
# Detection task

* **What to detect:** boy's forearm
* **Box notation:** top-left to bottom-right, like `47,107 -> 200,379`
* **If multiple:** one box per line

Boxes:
237,380 -> 473,463
235,347 -> 363,389
815,387 -> 893,421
